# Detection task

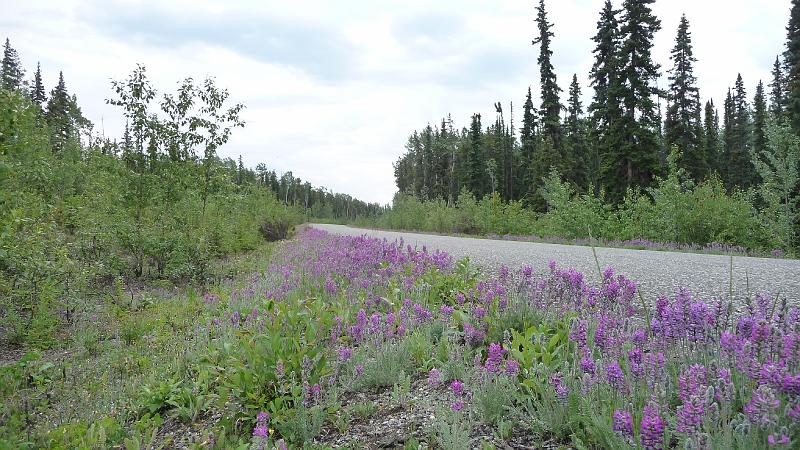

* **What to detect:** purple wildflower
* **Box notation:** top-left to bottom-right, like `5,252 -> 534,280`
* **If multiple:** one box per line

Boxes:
676,396 -> 705,435
506,359 -> 520,376
640,404 -> 665,450
451,400 -> 465,411
612,409 -> 633,442
428,368 -> 442,388
337,347 -> 353,362
484,343 -> 506,373
580,355 -> 596,375
745,385 -> 781,428
450,379 -> 464,396
252,411 -> 270,438
606,361 -> 627,393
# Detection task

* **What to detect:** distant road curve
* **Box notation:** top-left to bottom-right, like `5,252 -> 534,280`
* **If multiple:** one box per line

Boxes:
310,223 -> 800,305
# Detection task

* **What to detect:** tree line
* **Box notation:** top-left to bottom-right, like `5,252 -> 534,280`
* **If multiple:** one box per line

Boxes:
393,0 -> 797,214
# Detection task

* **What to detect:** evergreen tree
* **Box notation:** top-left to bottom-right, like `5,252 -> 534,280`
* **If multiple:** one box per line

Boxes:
785,0 -> 800,132
30,62 -> 46,106
770,56 -> 786,119
753,81 -> 768,160
565,74 -> 588,188
703,99 -> 720,175
722,88 -> 735,183
421,124 -> 434,199
45,71 -> 73,153
588,0 -> 621,196
467,114 -> 487,197
1,38 -> 25,91
664,15 -> 704,181
532,0 -> 562,160
726,74 -> 757,189
603,0 -> 663,199
519,87 -> 538,199
410,131 -> 424,196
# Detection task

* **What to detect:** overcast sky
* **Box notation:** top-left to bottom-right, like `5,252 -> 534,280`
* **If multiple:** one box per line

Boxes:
1,0 -> 791,204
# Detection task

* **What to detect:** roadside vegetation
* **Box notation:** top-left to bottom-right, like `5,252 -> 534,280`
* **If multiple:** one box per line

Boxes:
366,152 -> 791,258
5,228 -> 798,449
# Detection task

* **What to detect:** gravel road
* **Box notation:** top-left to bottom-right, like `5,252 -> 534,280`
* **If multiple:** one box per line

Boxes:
311,224 -> 800,305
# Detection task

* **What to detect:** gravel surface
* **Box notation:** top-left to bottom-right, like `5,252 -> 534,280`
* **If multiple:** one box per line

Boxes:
311,224 -> 800,305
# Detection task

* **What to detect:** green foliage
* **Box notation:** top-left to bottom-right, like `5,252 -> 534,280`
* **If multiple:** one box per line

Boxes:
751,121 -> 800,252
507,317 -> 573,388
429,406 -> 472,450
472,373 -> 519,424
356,340 -> 413,389
376,165 -> 778,253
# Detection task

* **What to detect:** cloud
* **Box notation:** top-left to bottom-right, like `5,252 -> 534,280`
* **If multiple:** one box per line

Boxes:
1,0 -> 792,204
85,4 -> 357,83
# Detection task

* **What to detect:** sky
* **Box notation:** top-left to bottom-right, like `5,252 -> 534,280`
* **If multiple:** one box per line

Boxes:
1,0 -> 791,204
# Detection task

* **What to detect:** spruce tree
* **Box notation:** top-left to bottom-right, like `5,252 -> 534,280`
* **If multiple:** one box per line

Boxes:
519,87 -> 538,199
785,0 -> 800,132
604,0 -> 663,199
588,0 -> 621,195
468,113 -> 486,197
421,124 -> 434,199
664,14 -> 704,181
703,100 -> 720,175
46,71 -> 73,153
532,0 -> 562,161
770,56 -> 786,119
722,88 -> 735,185
566,74 -> 588,188
727,74 -> 756,189
1,38 -> 25,91
753,81 -> 768,160
30,62 -> 46,106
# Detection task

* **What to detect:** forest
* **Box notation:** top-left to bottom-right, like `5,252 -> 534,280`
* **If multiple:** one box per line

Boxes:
387,0 -> 800,256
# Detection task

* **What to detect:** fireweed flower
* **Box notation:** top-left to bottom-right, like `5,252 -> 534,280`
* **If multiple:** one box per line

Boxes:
569,319 -> 588,347
612,409 -> 634,443
640,404 -> 665,450
745,385 -> 781,428
580,355 -> 596,375
549,373 -> 569,402
463,322 -> 486,347
440,305 -> 455,319
252,411 -> 270,437
451,400 -> 465,411
484,343 -> 506,373
606,361 -> 627,394
679,364 -> 708,402
676,395 -> 705,435
337,347 -> 352,362
505,359 -> 520,376
768,433 -> 791,445
428,368 -> 442,388
555,383 -> 570,402
450,379 -> 464,396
